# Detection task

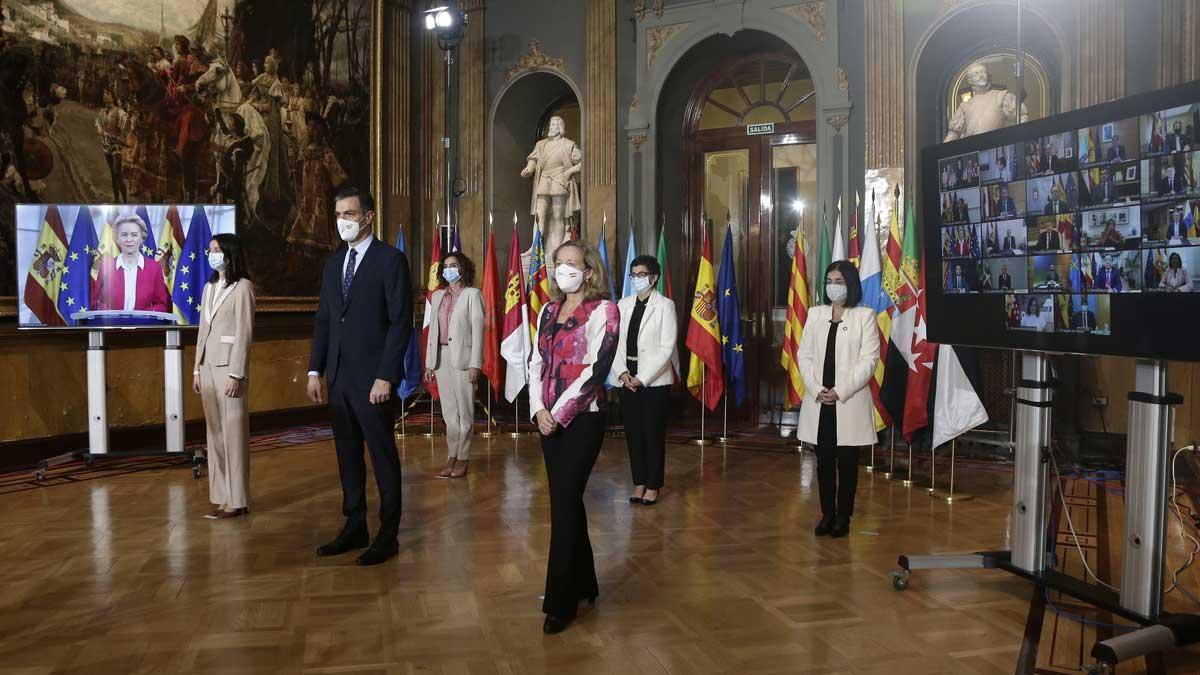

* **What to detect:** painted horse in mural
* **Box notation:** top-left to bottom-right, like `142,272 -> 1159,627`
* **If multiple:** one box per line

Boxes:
195,57 -> 269,220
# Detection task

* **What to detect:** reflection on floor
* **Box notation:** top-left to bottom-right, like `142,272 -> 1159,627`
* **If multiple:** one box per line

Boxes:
0,428 -> 1198,674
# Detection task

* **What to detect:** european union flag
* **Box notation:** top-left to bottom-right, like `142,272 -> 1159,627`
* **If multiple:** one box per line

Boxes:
716,224 -> 746,406
57,207 -> 98,325
172,206 -> 212,324
136,205 -> 158,258
395,227 -> 423,400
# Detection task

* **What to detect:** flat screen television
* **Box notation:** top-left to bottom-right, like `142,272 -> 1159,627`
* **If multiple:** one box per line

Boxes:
15,204 -> 236,329
923,80 -> 1200,361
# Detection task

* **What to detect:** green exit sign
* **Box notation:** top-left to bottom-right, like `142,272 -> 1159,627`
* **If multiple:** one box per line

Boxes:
746,123 -> 775,135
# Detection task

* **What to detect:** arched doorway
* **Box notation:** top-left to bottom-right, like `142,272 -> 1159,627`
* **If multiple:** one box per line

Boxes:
676,46 -> 818,426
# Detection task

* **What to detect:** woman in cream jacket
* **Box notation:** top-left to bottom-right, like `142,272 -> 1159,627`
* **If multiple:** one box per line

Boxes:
193,233 -> 256,519
796,260 -> 880,538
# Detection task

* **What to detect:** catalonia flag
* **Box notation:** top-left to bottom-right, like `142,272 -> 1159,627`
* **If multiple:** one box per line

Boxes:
780,220 -> 810,408
717,224 -> 746,406
685,226 -> 724,411
23,205 -> 69,326
57,207 -> 99,325
172,206 -> 213,324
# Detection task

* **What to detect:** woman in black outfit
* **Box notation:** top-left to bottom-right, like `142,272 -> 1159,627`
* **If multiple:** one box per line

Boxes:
795,261 -> 881,537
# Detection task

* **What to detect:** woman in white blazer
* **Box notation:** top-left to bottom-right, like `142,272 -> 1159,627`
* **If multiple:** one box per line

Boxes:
610,255 -> 678,506
796,260 -> 880,538
423,252 -> 484,478
193,234 -> 256,519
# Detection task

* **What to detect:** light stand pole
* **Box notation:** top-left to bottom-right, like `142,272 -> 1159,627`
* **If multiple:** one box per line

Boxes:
424,4 -> 467,253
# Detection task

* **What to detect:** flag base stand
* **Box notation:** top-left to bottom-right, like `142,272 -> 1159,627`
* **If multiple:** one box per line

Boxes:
928,440 -> 971,502
899,442 -> 917,487
864,443 -> 882,473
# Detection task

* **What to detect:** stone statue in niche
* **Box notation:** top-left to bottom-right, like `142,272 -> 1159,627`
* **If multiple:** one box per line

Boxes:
521,115 -> 582,258
944,61 -> 1029,142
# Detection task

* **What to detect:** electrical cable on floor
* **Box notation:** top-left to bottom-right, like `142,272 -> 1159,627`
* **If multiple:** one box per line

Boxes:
1047,441 -> 1119,592
1042,587 -> 1137,632
1164,446 -> 1200,609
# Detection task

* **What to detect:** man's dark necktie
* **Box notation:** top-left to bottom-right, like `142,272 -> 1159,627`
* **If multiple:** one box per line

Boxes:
343,248 -> 358,302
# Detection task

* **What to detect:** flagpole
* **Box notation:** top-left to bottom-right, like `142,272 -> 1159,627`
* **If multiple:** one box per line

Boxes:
932,439 -> 973,502
902,435 -> 915,487
693,376 -> 708,446
882,427 -> 896,479
928,442 -> 937,493
718,393 -> 728,444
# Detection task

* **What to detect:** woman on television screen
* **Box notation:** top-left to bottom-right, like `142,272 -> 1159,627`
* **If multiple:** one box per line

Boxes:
1020,298 -> 1047,331
1159,252 -> 1193,292
91,213 -> 171,313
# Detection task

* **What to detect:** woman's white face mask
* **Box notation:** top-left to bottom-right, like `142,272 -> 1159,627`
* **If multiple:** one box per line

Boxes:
555,264 -> 585,293
825,283 -> 848,304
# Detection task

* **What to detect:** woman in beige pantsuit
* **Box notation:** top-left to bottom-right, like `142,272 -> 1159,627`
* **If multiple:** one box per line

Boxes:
193,233 -> 256,519
424,252 -> 483,479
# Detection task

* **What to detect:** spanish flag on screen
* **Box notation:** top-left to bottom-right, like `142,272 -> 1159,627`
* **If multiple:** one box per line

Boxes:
24,205 -> 68,326
685,227 -> 724,411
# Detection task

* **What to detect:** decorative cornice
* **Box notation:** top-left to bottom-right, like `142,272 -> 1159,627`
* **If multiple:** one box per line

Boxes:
777,2 -> 826,42
647,22 -> 689,68
635,0 -> 646,21
505,39 -> 567,82
838,65 -> 848,93
654,0 -> 664,18
826,113 -> 849,133
630,134 -> 647,151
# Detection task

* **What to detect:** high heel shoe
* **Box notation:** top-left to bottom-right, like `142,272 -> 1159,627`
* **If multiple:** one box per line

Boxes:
814,514 -> 836,536
640,489 -> 659,506
450,460 -> 469,478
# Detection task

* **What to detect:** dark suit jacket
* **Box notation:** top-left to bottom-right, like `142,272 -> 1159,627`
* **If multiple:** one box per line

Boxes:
1002,235 -> 1019,251
998,273 -> 1013,289
1096,266 -> 1123,291
997,197 -> 1017,215
309,239 -> 413,391
1037,230 -> 1062,250
1095,181 -> 1116,203
1106,145 -> 1126,161
1166,133 -> 1190,153
1071,310 -> 1097,330
1160,175 -> 1187,195
1043,200 -> 1069,215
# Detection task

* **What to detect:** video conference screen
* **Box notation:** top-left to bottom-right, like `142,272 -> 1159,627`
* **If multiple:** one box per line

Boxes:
15,204 -> 236,329
924,81 -> 1200,361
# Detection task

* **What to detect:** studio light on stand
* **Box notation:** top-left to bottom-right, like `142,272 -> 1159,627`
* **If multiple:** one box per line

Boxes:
423,4 -> 467,252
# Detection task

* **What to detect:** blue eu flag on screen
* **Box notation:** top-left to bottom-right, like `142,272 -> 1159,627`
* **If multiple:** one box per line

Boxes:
717,224 -> 746,406
172,206 -> 212,324
394,227 -> 423,400
57,207 -> 98,326
136,205 -> 158,257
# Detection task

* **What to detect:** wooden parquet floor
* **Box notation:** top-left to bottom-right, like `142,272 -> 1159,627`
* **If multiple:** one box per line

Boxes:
1,431 -> 1199,674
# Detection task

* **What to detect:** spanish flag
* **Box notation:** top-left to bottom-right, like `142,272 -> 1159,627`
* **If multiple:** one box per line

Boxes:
685,226 -> 724,411
780,220 -> 810,408
23,205 -> 69,326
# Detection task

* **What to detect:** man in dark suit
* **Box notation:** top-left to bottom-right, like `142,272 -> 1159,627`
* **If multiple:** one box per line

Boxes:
307,186 -> 413,566
1106,135 -> 1127,162
1159,166 -> 1188,196
996,185 -> 1017,216
1043,193 -> 1069,216
1166,121 -> 1190,153
1167,209 -> 1189,239
997,264 -> 1013,290
958,197 -> 971,223
1095,254 -> 1123,292
1036,225 -> 1062,251
1094,168 -> 1117,204
947,264 -> 970,293
1071,304 -> 1097,330
1002,230 -> 1020,252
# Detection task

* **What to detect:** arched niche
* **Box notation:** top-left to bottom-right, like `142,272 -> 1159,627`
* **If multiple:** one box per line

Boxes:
488,69 -> 584,259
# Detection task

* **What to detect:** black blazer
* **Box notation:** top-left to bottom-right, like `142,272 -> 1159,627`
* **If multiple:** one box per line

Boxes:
309,239 -> 413,390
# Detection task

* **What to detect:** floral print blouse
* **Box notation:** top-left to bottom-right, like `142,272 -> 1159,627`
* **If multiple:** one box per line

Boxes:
528,299 -> 620,427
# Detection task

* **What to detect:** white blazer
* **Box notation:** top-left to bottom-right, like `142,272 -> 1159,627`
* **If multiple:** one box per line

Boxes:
424,287 -> 484,371
608,290 -> 679,388
795,304 -> 880,447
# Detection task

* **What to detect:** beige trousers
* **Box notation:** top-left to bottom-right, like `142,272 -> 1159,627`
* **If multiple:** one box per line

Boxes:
435,345 -> 475,460
199,363 -> 251,508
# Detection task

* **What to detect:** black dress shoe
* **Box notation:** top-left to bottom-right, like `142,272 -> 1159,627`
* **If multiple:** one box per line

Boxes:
355,539 -> 399,566
316,526 -> 370,557
814,514 -> 836,536
829,516 -> 851,538
543,615 -> 572,634
629,496 -> 643,504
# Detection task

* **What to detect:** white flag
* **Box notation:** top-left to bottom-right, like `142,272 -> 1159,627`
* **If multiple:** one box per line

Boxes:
831,210 -> 846,262
932,344 -> 988,448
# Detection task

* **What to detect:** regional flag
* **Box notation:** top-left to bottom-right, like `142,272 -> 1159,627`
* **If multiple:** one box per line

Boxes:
816,207 -> 832,303
394,227 -> 423,401
57,207 -> 99,325
716,224 -> 746,406
831,199 -> 846,262
780,219 -> 810,408
422,225 -> 443,400
596,226 -> 616,301
902,254 -> 936,442
527,228 -> 551,342
860,192 -> 894,432
685,227 -> 724,411
480,231 -> 504,398
23,205 -> 69,326
930,344 -> 989,448
621,223 -> 637,298
848,191 -> 861,268
655,225 -> 674,299
172,205 -> 212,324
879,202 -> 920,430
500,229 -> 531,402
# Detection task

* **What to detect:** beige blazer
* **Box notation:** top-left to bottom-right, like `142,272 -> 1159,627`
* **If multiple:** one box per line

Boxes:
795,304 -> 880,447
608,290 -> 678,388
425,286 -> 484,371
194,280 -> 256,378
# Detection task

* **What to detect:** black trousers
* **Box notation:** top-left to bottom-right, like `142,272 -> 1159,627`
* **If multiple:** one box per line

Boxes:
816,400 -> 858,518
541,411 -> 605,619
329,379 -> 403,541
619,385 -> 669,489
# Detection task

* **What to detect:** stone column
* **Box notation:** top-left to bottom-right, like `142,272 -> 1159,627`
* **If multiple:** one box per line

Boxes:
1159,0 -> 1200,88
587,0 -> 617,258
457,0 -> 486,264
1076,0 -> 1124,107
380,0 -> 413,246
864,0 -> 903,170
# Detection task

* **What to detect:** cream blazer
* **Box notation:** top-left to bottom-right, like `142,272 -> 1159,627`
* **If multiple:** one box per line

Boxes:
193,279 -> 256,379
795,304 -> 880,447
608,290 -> 678,388
424,286 -> 484,371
